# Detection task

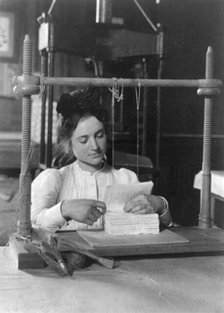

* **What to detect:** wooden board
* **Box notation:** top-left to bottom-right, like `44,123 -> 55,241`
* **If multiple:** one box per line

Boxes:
56,226 -> 224,257
77,229 -> 189,248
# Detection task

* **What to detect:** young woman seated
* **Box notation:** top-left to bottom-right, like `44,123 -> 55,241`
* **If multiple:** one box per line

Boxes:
31,87 -> 172,231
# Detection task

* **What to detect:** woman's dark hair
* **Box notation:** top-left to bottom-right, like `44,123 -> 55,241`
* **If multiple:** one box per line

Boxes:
52,87 -> 108,168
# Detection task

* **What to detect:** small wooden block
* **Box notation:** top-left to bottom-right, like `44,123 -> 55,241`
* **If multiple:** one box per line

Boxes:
8,237 -> 45,269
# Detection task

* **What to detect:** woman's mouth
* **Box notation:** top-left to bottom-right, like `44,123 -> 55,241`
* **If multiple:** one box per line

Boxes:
90,152 -> 102,158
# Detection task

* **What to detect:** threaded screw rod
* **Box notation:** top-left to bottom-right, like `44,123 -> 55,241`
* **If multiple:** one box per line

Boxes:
199,46 -> 214,228
17,35 -> 32,236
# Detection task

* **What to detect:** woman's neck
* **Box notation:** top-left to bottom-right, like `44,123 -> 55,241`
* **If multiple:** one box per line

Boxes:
77,160 -> 104,174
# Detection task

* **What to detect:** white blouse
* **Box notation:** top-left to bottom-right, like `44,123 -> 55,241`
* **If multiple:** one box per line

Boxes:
31,161 -> 139,231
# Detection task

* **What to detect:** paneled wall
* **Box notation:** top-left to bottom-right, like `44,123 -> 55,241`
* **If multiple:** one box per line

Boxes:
157,0 -> 224,225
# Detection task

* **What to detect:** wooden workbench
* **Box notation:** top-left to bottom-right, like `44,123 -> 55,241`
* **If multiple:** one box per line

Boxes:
56,226 -> 224,257
8,226 -> 224,271
1,245 -> 224,313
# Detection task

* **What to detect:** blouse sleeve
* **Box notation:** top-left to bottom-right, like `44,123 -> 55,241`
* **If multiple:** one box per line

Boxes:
114,167 -> 140,184
31,169 -> 66,229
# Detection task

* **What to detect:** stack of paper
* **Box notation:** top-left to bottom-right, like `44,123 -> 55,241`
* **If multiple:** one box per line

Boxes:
103,181 -> 160,235
105,212 -> 159,235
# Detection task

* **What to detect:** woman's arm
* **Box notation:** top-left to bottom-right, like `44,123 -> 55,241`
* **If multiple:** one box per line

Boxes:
60,199 -> 106,225
31,169 -> 106,229
31,169 -> 65,229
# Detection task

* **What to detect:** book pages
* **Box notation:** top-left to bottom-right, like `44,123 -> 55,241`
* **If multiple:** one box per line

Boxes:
104,181 -> 154,212
105,212 -> 159,235
103,181 -> 160,235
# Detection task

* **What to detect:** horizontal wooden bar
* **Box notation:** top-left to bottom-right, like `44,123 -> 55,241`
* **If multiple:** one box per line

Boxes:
161,133 -> 224,139
41,77 -> 222,88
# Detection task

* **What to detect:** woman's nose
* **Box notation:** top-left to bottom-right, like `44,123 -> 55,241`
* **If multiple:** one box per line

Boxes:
90,138 -> 99,150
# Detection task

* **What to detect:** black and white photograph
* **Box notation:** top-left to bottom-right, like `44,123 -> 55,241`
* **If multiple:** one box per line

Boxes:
0,0 -> 223,312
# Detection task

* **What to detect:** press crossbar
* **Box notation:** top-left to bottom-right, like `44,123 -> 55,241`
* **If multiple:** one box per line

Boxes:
41,77 -> 222,89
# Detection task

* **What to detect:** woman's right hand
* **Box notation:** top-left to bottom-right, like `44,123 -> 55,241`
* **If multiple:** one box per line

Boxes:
61,199 -> 106,225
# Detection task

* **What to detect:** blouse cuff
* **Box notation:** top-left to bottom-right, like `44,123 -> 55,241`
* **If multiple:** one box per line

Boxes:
36,202 -> 66,228
158,196 -> 173,227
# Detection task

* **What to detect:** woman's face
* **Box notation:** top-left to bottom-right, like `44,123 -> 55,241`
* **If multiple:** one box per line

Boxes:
71,116 -> 107,172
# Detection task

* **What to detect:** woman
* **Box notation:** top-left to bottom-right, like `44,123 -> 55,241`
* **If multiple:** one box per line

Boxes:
31,87 -> 172,231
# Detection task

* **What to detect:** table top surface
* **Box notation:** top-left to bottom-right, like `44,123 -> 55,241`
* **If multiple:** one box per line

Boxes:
1,246 -> 224,313
194,170 -> 224,198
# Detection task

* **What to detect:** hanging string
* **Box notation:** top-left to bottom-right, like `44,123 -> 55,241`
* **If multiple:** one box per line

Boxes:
135,79 -> 141,177
40,77 -> 47,124
40,76 -> 47,101
109,79 -> 124,167
108,79 -> 124,103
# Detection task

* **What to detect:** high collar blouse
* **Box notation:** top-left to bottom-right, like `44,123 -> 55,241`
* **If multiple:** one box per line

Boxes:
31,161 -> 138,231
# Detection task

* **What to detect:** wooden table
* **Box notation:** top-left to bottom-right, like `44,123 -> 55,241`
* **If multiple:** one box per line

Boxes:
194,170 -> 224,227
1,245 -> 224,313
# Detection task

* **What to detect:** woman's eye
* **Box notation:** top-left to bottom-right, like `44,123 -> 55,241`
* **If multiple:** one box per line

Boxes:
96,132 -> 104,138
79,138 -> 88,144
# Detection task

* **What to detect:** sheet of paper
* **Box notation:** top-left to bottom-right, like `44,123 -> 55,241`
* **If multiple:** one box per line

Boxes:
103,181 -> 154,213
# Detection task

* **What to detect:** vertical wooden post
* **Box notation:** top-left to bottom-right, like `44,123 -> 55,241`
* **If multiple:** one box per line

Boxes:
46,18 -> 54,167
198,47 -> 214,228
17,35 -> 32,237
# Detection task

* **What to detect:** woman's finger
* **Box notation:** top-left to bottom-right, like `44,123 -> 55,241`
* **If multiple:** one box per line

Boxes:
93,200 -> 106,214
124,199 -> 144,212
88,212 -> 98,222
128,204 -> 142,213
85,218 -> 94,225
123,200 -> 137,212
133,208 -> 147,214
92,207 -> 102,218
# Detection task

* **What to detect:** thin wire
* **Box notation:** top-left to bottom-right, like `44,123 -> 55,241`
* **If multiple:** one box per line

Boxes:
111,78 -> 117,168
132,0 -> 158,33
135,79 -> 141,177
48,0 -> 57,16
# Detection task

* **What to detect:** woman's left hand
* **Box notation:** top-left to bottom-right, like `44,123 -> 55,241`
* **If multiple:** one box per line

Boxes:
123,194 -> 164,215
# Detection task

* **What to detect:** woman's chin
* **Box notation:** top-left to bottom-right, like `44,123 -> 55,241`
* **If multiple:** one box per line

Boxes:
90,154 -> 104,163
79,158 -> 104,172
90,157 -> 104,167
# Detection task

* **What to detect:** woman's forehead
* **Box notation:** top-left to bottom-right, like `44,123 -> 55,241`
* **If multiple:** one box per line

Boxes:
73,116 -> 104,137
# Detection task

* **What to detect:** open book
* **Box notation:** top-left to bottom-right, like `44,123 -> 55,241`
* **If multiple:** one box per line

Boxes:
103,181 -> 160,235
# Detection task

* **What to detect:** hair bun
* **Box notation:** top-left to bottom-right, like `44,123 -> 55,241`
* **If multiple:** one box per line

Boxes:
56,87 -> 102,119
56,94 -> 74,119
